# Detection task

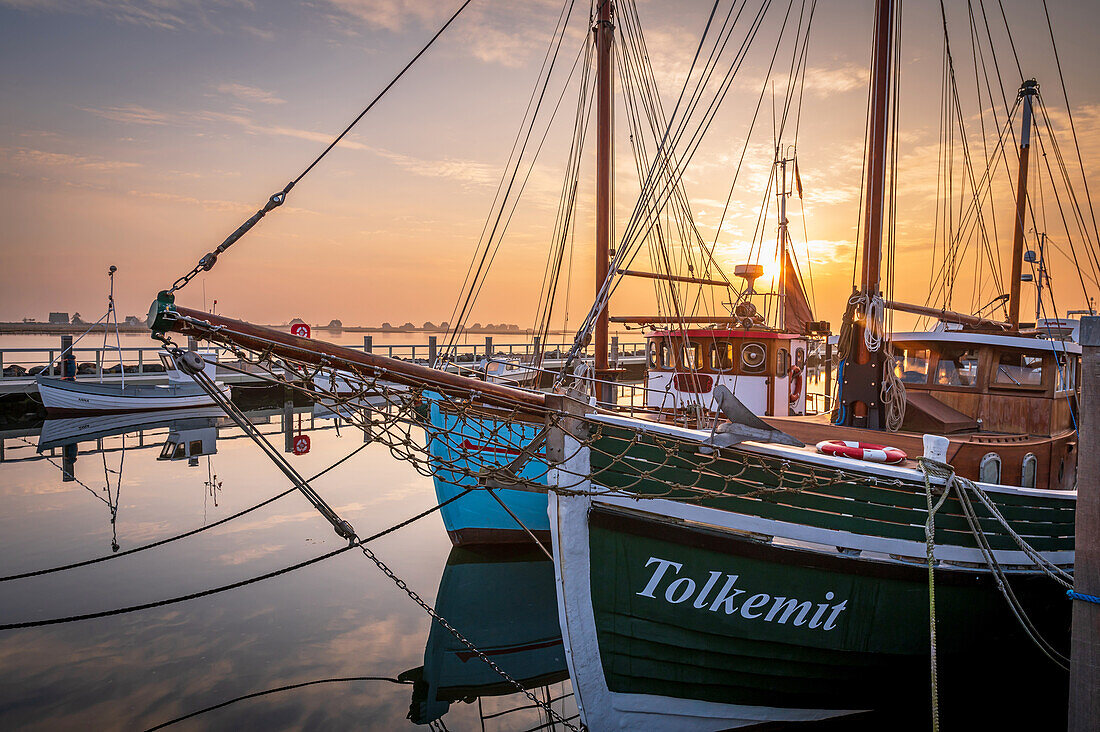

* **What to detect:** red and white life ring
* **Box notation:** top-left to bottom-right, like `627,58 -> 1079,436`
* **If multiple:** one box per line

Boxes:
788,365 -> 803,403
815,440 -> 906,464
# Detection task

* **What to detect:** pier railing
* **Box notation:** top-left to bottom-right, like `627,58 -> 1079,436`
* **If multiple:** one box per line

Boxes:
0,337 -> 649,379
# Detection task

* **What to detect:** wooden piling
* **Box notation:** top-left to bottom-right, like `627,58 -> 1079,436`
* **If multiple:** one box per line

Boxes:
1070,315 -> 1100,730
428,336 -> 437,367
363,335 -> 373,353
283,386 -> 294,453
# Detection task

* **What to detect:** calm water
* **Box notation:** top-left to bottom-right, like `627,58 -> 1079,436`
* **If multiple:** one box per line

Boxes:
0,410 -> 577,730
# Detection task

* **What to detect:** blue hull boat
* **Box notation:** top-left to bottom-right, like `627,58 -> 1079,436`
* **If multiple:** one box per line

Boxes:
427,396 -> 549,545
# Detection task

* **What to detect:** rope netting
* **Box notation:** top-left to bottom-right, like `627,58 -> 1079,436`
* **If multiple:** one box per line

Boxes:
156,317 -> 1074,565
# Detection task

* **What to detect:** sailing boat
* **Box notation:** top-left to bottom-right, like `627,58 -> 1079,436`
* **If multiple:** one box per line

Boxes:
144,0 -> 1087,726
425,0 -> 825,545
37,267 -> 231,414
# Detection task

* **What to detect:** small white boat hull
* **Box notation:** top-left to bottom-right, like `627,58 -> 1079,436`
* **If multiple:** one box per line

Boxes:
36,376 -> 230,415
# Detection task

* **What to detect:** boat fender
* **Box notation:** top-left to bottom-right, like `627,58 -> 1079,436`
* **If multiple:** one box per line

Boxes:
788,366 -> 803,403
815,439 -> 906,464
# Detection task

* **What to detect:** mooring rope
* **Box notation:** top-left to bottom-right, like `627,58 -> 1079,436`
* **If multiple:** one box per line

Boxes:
918,457 -> 954,732
0,442 -> 371,583
0,488 -> 472,631
144,676 -> 413,730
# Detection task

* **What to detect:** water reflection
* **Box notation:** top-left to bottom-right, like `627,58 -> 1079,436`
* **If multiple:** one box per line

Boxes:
401,545 -> 575,729
0,403 -> 493,729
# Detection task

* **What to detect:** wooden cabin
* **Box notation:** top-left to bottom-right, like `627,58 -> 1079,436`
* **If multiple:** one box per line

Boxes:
767,330 -> 1079,491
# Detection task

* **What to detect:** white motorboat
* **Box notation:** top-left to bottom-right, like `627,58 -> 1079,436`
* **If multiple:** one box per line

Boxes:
37,350 -> 230,415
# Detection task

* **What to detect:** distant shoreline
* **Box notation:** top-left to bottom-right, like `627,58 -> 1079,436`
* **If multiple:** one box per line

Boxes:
0,323 -> 576,337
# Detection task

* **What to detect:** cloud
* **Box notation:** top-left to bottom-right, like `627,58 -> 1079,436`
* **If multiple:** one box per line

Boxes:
80,104 -> 170,125
319,0 -> 445,33
0,0 -> 254,31
214,82 -> 286,105
1,146 -> 141,172
241,24 -> 274,40
370,147 -> 497,185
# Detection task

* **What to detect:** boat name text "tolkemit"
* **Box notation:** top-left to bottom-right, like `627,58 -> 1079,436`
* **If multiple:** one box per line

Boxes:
636,556 -> 847,630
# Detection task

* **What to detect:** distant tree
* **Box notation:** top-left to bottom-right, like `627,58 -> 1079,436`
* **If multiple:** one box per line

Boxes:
401,322 -> 416,330
439,321 -> 449,330
327,319 -> 343,328
472,323 -> 482,330
289,317 -> 306,326
70,313 -> 85,325
124,315 -> 142,326
381,322 -> 393,330
507,323 -> 520,331
422,321 -> 436,330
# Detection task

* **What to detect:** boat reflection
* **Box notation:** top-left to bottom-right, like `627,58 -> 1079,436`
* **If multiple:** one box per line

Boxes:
400,544 -> 573,728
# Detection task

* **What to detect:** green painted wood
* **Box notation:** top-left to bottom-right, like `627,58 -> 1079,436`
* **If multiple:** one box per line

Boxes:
589,428 -> 1075,552
583,508 -> 1070,724
591,444 -> 1073,552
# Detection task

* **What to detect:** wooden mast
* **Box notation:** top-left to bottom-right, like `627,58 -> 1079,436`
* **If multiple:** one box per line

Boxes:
838,0 -> 894,429
1008,79 -> 1038,330
594,0 -> 614,395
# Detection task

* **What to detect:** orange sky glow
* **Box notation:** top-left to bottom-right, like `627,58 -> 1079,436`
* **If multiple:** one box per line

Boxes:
2,0 -> 1098,334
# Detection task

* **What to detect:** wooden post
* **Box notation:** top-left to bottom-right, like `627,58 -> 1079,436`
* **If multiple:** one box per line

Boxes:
1070,315 -> 1100,730
428,336 -> 438,367
283,386 -> 294,453
485,336 -> 493,359
611,335 -> 620,369
363,335 -> 373,353
825,339 -> 833,410
60,335 -> 75,380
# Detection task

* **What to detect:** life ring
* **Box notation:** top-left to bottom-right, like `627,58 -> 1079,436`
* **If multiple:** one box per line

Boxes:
788,365 -> 803,403
815,440 -> 906,464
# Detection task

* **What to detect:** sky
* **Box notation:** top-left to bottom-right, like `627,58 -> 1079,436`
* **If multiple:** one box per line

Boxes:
2,0 -> 1099,332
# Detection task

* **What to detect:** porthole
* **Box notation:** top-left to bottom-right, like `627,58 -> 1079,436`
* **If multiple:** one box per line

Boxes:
979,452 -> 1001,484
741,342 -> 767,373
1021,453 -> 1037,489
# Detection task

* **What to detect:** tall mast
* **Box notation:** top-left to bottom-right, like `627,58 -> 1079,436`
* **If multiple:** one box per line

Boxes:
1008,79 -> 1038,330
838,0 -> 894,429
594,0 -> 614,384
859,0 -> 894,297
777,154 -> 791,331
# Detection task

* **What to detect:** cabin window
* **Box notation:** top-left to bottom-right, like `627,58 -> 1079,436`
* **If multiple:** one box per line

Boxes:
935,348 -> 979,387
657,341 -> 674,370
159,353 -> 176,371
992,351 -> 1044,388
709,341 -> 734,372
189,440 -> 203,456
741,342 -> 767,373
894,347 -> 931,384
979,452 -> 1001,484
159,441 -> 177,460
647,341 -> 658,370
776,348 -> 789,377
680,342 -> 702,371
1056,356 -> 1076,392
1021,453 -> 1038,489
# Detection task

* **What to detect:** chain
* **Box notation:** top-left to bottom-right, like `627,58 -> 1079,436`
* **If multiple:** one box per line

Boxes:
356,541 -> 582,731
